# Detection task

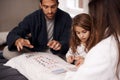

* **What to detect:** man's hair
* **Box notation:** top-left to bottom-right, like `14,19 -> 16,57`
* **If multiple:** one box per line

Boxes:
39,0 -> 59,4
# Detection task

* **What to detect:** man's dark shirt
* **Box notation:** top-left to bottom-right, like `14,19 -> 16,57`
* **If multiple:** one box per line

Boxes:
7,8 -> 72,57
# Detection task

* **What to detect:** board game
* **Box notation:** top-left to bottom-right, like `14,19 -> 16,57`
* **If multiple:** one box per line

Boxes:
4,52 -> 77,80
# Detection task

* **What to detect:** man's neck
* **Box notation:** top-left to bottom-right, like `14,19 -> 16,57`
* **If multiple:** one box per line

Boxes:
45,16 -> 54,21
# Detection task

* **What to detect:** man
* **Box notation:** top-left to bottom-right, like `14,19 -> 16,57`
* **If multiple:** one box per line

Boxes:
3,0 -> 72,59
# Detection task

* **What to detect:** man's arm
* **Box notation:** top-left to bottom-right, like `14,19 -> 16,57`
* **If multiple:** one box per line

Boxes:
7,15 -> 32,51
59,13 -> 72,54
51,11 -> 72,56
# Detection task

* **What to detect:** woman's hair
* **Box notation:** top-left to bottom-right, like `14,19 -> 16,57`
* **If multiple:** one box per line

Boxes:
70,13 -> 92,53
88,0 -> 120,77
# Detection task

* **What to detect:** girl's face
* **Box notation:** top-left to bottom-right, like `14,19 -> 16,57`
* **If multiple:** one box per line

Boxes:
74,26 -> 90,44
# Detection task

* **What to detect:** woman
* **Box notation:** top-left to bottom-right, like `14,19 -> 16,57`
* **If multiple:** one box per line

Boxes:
65,0 -> 120,80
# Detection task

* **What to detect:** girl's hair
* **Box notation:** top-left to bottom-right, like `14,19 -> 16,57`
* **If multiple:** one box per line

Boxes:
88,0 -> 120,78
70,13 -> 92,53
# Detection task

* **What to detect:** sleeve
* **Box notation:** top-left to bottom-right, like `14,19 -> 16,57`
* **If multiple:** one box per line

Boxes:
66,48 -> 74,58
65,36 -> 118,80
7,15 -> 32,50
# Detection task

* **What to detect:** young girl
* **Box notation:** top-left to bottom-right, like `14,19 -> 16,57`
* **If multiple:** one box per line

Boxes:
66,13 -> 92,67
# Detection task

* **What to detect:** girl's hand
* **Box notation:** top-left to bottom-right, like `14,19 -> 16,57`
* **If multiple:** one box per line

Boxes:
75,56 -> 84,67
66,56 -> 74,63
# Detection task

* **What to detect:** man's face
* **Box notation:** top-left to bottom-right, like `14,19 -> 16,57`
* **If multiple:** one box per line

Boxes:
40,0 -> 58,20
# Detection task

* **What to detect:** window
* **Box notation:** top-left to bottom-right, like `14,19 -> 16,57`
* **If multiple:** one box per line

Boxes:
59,0 -> 89,17
66,0 -> 83,9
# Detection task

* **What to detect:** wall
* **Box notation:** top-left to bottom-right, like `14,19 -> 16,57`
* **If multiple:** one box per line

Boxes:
0,0 -> 39,32
0,0 -> 89,32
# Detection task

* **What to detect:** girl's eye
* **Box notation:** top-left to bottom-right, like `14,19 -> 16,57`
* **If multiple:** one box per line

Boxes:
82,30 -> 87,33
76,32 -> 80,34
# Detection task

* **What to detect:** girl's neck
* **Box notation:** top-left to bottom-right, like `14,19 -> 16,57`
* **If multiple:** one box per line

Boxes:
81,42 -> 86,47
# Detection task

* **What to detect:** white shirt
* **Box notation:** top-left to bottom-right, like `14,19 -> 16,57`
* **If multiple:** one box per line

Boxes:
66,44 -> 87,58
65,35 -> 119,80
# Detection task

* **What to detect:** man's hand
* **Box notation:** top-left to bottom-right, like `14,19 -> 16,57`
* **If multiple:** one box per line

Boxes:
15,38 -> 34,51
47,40 -> 61,50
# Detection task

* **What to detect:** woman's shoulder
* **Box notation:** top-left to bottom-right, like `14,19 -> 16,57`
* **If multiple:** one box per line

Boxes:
87,35 -> 118,60
95,35 -> 117,48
